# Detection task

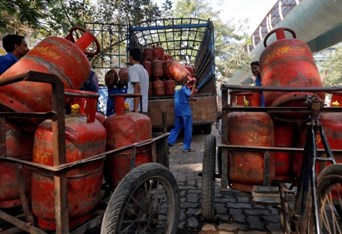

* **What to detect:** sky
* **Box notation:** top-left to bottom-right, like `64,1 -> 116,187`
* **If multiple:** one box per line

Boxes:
154,0 -> 277,35
213,0 -> 277,35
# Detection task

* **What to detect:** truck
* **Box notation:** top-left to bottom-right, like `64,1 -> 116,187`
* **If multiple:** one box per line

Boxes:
86,18 -> 217,133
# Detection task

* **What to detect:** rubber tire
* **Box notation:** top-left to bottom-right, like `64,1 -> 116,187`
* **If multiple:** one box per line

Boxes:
201,134 -> 216,221
316,164 -> 342,232
101,163 -> 180,234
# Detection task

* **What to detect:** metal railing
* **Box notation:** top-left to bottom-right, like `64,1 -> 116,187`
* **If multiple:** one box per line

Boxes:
247,0 -> 302,53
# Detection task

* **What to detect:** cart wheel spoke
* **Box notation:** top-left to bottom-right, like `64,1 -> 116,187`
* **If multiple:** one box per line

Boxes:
317,164 -> 342,234
101,163 -> 180,234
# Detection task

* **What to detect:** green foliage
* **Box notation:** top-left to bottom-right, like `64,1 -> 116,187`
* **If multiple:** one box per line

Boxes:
172,0 -> 251,80
0,0 -> 173,37
322,46 -> 342,86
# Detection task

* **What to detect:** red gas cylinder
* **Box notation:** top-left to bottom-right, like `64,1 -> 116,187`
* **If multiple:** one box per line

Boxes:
260,28 -> 325,109
330,92 -> 342,106
164,77 -> 175,96
273,121 -> 295,181
142,60 -> 152,78
293,113 -> 342,179
185,65 -> 195,77
0,28 -> 98,116
229,91 -> 260,107
164,54 -> 173,61
227,112 -> 275,192
152,59 -> 164,79
163,60 -> 172,78
143,46 -> 154,61
103,94 -> 152,187
0,122 -> 34,208
95,112 -> 106,125
153,45 -> 164,60
153,78 -> 165,96
118,67 -> 129,87
31,90 -> 106,230
169,61 -> 191,83
149,82 -> 153,96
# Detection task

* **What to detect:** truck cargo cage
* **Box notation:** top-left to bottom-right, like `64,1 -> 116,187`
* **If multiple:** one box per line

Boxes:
128,18 -> 215,90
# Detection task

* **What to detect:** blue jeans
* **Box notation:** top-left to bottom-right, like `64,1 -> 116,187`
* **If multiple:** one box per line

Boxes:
167,115 -> 192,150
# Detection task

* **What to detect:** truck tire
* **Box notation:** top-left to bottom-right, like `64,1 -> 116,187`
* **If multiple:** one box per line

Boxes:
101,163 -> 180,234
201,134 -> 216,221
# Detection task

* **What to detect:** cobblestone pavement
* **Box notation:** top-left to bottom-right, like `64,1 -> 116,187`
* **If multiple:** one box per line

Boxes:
169,125 -> 283,234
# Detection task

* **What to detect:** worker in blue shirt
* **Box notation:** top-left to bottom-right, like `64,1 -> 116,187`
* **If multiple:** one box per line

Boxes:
251,61 -> 265,106
168,78 -> 196,153
0,34 -> 29,75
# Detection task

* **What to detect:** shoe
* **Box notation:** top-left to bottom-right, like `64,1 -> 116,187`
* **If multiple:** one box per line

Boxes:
168,143 -> 173,147
182,149 -> 195,153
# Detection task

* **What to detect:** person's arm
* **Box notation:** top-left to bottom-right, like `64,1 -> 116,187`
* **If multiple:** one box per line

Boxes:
190,83 -> 197,97
132,82 -> 141,112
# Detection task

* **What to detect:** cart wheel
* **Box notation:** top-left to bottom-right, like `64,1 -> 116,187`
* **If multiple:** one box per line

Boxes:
316,164 -> 342,233
100,163 -> 180,234
201,134 -> 216,221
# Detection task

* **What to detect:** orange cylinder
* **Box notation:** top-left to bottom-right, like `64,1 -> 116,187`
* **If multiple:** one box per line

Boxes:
164,78 -> 175,96
142,60 -> 152,78
31,91 -> 106,230
260,28 -> 325,109
153,78 -> 165,96
0,122 -> 34,208
152,59 -> 164,79
227,112 -> 275,192
143,46 -> 154,62
330,93 -> 342,106
0,36 -> 90,116
230,91 -> 260,107
273,121 -> 295,181
293,113 -> 342,179
169,61 -> 191,83
163,60 -> 172,78
103,94 -> 152,187
153,45 -> 164,60
118,67 -> 129,87
149,82 -> 153,96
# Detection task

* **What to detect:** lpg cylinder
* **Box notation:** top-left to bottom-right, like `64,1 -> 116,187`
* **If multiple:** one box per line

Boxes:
330,92 -> 342,106
229,91 -> 260,107
31,90 -> 106,230
143,46 -> 154,62
153,78 -> 165,96
152,59 -> 164,80
0,122 -> 34,208
142,60 -> 152,78
163,60 -> 172,79
149,82 -> 153,96
153,45 -> 164,61
103,94 -> 152,187
260,28 -> 325,109
118,67 -> 129,87
164,77 -> 175,96
273,121 -> 295,181
0,30 -> 98,116
293,113 -> 342,179
227,112 -> 275,192
169,61 -> 191,83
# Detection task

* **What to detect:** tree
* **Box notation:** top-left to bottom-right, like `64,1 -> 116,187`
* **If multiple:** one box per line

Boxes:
321,46 -> 342,86
172,0 -> 251,84
0,0 -> 173,37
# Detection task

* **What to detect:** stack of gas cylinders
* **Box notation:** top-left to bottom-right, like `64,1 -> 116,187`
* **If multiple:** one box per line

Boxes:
227,27 -> 341,192
0,28 -> 153,230
141,45 -> 196,97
